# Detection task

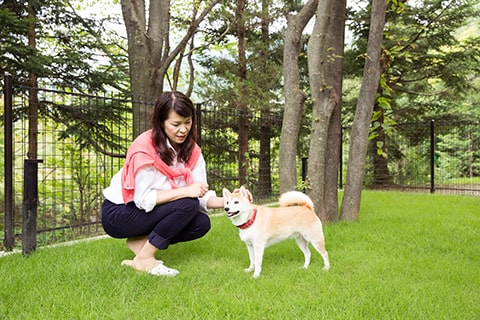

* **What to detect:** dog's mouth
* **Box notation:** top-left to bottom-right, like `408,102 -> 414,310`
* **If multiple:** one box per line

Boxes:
225,210 -> 240,218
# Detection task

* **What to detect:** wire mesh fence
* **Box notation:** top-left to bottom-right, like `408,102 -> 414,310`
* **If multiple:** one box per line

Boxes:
2,75 -> 480,251
1,78 -> 284,250
341,120 -> 480,194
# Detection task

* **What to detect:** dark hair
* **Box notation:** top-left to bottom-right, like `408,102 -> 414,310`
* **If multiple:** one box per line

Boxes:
151,91 -> 197,165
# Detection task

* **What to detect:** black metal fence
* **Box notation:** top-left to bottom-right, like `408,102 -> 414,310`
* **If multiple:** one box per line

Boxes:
353,120 -> 480,195
2,74 -> 480,251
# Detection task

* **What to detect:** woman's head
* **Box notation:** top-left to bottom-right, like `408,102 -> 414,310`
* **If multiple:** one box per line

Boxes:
151,91 -> 197,165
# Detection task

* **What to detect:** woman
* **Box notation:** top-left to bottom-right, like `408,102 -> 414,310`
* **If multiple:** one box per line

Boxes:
102,91 -> 224,276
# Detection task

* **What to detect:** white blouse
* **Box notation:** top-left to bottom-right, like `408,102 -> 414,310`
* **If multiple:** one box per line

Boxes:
103,149 -> 214,213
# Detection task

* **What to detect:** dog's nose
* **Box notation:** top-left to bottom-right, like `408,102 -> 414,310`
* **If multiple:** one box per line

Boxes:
224,207 -> 229,212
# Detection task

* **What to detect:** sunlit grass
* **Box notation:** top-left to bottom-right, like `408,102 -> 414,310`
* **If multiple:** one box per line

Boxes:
1,191 -> 479,319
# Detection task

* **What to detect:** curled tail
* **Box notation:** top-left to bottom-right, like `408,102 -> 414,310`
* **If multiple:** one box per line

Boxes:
278,191 -> 314,211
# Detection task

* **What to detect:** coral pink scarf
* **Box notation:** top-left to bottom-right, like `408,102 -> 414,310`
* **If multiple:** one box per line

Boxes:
121,129 -> 201,203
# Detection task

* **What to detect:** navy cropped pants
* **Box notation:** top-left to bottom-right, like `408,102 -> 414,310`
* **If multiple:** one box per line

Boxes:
101,198 -> 211,250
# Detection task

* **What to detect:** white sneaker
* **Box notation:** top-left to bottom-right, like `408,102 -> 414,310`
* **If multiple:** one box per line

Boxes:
149,263 -> 179,277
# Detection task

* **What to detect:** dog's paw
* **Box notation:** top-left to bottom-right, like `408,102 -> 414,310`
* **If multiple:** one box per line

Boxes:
244,267 -> 254,273
253,272 -> 261,278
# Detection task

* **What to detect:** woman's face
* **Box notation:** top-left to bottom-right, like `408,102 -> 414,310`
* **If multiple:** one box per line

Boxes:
163,110 -> 192,148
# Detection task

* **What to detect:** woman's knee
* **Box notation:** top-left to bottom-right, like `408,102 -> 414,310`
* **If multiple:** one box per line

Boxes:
196,213 -> 211,235
172,198 -> 200,216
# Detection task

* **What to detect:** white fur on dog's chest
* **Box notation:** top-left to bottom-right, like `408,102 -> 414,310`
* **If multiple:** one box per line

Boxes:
238,227 -> 289,247
238,228 -> 256,243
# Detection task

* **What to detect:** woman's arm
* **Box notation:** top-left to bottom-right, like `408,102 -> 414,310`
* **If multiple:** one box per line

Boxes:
155,182 -> 208,205
206,195 -> 224,209
133,166 -> 207,211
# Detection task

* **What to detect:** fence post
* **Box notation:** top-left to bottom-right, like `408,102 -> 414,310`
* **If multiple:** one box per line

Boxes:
22,159 -> 43,255
430,119 -> 435,193
3,72 -> 14,251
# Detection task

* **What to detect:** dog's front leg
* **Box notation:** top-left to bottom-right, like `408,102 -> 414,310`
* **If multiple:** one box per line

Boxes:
252,244 -> 266,278
244,243 -> 255,273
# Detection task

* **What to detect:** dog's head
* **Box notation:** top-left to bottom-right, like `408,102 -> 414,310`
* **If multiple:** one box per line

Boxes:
222,186 -> 253,218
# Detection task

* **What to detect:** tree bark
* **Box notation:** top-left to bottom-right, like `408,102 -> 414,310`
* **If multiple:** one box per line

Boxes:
258,0 -> 272,197
340,0 -> 387,221
236,0 -> 249,186
27,3 -> 38,160
324,0 -> 346,222
306,0 -> 344,222
279,0 -> 318,194
121,0 -> 220,137
121,0 -> 166,137
307,0 -> 346,222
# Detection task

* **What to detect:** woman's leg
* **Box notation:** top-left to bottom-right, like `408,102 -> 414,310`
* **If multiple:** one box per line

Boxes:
131,240 -> 159,271
102,198 -> 201,242
147,198 -> 203,249
170,212 -> 211,244
126,236 -> 148,255
102,198 -> 209,274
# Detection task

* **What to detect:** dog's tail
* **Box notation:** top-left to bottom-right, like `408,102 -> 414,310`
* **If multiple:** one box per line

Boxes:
278,191 -> 314,211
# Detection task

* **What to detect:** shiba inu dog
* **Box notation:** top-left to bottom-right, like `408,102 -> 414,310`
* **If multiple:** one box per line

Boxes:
223,186 -> 330,278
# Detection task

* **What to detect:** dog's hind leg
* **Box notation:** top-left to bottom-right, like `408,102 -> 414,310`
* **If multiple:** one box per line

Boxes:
311,238 -> 330,270
295,235 -> 311,269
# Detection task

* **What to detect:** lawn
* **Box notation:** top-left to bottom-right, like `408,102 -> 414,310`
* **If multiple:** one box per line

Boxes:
1,191 -> 479,319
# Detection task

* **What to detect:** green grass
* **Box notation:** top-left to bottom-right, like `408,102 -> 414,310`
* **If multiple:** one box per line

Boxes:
1,191 -> 479,319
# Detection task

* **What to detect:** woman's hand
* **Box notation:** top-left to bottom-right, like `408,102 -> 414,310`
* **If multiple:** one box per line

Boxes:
155,182 -> 209,205
188,182 -> 209,198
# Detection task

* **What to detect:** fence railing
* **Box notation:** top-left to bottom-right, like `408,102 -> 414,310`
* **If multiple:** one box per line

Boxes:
2,74 -> 480,252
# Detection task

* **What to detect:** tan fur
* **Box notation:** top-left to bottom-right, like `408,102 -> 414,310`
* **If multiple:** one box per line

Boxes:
223,186 -> 330,278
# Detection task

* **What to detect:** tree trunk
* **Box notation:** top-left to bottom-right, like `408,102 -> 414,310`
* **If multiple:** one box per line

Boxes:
27,3 -> 38,160
258,0 -> 272,197
324,0 -> 346,223
259,110 -> 272,197
279,0 -> 318,194
236,0 -> 249,186
121,0 -> 220,137
121,0 -> 166,137
340,0 -> 387,221
306,0 -> 342,221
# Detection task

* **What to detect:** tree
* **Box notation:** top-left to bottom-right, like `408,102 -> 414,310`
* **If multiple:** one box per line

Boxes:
258,0 -> 274,196
305,0 -> 346,222
195,1 -> 285,194
340,0 -> 387,221
236,0 -> 249,186
279,0 -> 318,193
120,0 -> 221,137
323,0 -> 346,222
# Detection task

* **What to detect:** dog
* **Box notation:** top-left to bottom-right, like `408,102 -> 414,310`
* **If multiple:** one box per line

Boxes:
223,186 -> 330,278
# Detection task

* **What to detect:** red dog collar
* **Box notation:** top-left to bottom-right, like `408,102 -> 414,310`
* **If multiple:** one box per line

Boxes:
236,208 -> 257,229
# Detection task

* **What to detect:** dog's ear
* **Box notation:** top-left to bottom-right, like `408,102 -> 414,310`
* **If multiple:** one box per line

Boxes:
239,186 -> 247,197
245,189 -> 253,203
222,188 -> 231,199
239,186 -> 253,203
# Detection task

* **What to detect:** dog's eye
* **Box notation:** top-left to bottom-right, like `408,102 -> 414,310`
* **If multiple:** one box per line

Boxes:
234,200 -> 239,204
